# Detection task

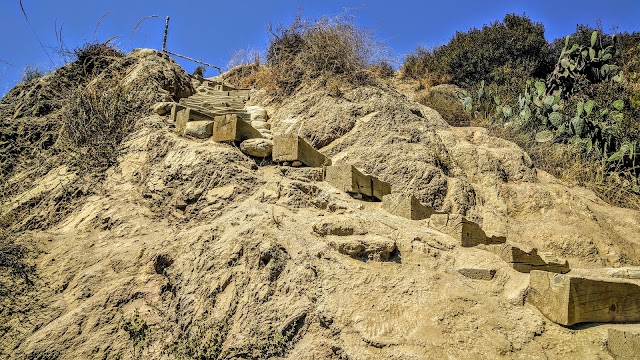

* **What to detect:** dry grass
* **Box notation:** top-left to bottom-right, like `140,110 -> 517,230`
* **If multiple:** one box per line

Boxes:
473,116 -> 640,210
59,80 -> 138,173
265,13 -> 386,96
416,86 -> 471,126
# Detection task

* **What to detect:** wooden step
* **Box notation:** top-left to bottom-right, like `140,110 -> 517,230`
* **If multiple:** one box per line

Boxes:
272,134 -> 331,168
172,104 -> 215,135
180,99 -> 244,111
326,165 -> 373,197
427,213 -> 506,247
382,193 -> 435,220
489,243 -> 570,274
212,114 -> 263,142
528,271 -> 640,326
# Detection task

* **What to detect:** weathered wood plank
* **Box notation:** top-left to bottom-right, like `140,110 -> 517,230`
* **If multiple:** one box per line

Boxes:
372,177 -> 391,200
528,270 -> 640,326
176,101 -> 250,120
272,134 -> 331,167
180,99 -> 245,112
325,165 -> 373,197
382,193 -> 435,220
427,213 -> 506,247
212,114 -> 263,142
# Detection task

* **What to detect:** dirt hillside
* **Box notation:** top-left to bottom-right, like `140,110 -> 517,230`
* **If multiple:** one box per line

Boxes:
1,49 -> 640,359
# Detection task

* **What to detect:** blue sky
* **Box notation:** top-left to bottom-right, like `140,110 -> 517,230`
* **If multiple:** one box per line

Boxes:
1,0 -> 639,94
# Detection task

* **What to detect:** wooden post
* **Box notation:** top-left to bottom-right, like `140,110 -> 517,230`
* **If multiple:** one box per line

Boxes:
162,16 -> 170,53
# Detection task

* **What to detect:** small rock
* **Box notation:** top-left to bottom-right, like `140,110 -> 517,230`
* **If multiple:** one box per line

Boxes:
152,102 -> 175,115
246,106 -> 268,121
313,221 -> 368,237
184,121 -> 214,139
292,161 -> 303,167
240,138 -> 273,158
252,121 -> 271,130
330,236 -> 396,261
262,133 -> 274,140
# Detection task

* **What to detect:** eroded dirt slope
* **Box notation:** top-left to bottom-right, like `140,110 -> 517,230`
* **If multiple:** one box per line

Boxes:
2,52 -> 640,359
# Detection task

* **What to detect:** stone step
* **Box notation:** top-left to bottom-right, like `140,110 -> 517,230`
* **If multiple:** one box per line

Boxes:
272,134 -> 332,168
528,270 -> 640,326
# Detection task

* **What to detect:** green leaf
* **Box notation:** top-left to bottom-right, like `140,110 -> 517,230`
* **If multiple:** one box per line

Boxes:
608,152 -> 623,162
566,44 -> 580,55
494,96 -> 501,106
534,97 -> 543,108
502,105 -> 513,118
584,100 -> 595,116
535,81 -> 546,97
613,99 -> 625,111
520,106 -> 532,121
571,116 -> 586,137
591,31 -> 598,47
463,96 -> 473,112
543,95 -> 555,107
589,48 -> 596,61
548,112 -> 564,127
576,101 -> 584,116
535,130 -> 554,143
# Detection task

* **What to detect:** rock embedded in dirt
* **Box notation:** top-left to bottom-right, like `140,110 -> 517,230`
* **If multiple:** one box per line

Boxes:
328,235 -> 396,261
152,101 -> 175,115
313,220 -> 368,237
251,120 -> 271,130
184,120 -> 214,139
240,138 -> 273,158
246,105 -> 268,121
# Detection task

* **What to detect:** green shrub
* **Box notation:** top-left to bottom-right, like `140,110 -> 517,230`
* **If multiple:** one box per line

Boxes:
402,14 -> 554,87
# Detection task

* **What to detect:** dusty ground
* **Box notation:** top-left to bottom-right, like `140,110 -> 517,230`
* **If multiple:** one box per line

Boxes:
1,50 -> 640,359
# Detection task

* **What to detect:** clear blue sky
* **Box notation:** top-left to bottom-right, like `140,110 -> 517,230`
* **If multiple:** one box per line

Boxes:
1,0 -> 639,95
